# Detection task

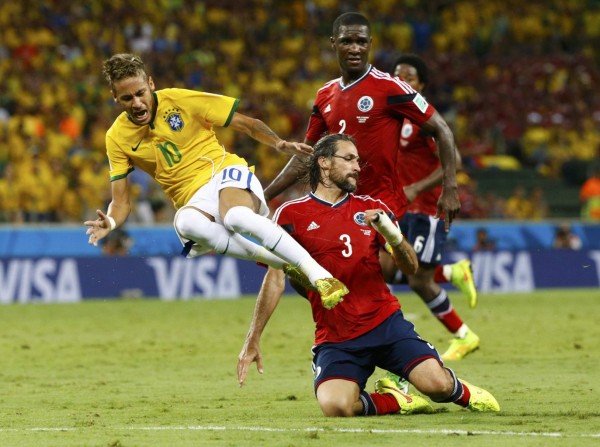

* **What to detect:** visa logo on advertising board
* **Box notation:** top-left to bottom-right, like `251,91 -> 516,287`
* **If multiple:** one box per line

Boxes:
0,256 -> 243,303
450,250 -> 600,293
146,256 -> 240,299
0,258 -> 81,303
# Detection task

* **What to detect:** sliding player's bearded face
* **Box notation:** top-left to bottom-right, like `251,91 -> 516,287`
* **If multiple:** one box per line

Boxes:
322,140 -> 361,193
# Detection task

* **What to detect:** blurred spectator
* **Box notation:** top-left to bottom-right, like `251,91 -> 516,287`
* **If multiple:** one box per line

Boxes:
552,224 -> 582,250
456,172 -> 488,219
482,191 -> 506,219
100,228 -> 132,256
150,197 -> 171,223
580,166 -> 600,220
0,163 -> 23,223
504,185 -> 533,219
529,186 -> 549,220
473,228 -> 496,251
129,169 -> 156,224
0,1 -> 599,222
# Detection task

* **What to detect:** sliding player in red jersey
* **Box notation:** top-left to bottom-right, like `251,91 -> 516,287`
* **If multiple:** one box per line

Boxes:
237,133 -> 499,416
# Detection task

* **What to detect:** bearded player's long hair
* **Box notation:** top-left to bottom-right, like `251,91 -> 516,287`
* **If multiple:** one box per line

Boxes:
306,133 -> 356,192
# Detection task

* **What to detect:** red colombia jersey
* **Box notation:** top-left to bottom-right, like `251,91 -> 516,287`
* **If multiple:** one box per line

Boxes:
305,65 -> 435,218
398,118 -> 441,216
273,193 -> 401,344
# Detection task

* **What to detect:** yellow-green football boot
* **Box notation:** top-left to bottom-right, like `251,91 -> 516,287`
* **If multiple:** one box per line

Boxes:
450,259 -> 477,308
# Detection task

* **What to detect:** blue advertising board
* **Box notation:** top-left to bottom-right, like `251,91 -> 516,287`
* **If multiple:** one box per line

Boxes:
1,250 -> 598,303
1,222 -> 599,257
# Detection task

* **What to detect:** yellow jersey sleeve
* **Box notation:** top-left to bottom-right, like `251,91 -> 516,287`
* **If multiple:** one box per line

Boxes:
106,126 -> 135,181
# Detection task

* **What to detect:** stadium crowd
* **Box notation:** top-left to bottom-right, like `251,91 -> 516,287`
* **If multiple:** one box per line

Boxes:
1,0 -> 599,223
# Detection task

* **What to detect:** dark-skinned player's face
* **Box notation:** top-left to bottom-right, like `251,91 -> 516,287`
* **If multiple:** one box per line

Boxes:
331,25 -> 371,79
394,64 -> 424,94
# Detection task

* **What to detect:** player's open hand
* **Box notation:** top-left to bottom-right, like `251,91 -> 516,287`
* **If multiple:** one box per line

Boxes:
237,342 -> 264,387
364,209 -> 385,227
436,187 -> 461,232
84,209 -> 112,247
275,140 -> 313,158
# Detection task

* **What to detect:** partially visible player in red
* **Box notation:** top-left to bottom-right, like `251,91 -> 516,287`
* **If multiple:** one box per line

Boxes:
264,12 -> 477,359
237,133 -> 499,417
380,54 -> 480,362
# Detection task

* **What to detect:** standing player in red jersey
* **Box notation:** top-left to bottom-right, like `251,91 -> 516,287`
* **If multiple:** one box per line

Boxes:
237,134 -> 499,417
379,54 -> 480,362
263,12 -> 478,359
266,12 -> 459,226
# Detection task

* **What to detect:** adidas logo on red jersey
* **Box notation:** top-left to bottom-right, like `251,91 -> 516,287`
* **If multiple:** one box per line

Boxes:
307,221 -> 320,231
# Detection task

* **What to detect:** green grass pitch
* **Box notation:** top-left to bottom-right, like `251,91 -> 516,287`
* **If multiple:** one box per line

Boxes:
0,288 -> 599,446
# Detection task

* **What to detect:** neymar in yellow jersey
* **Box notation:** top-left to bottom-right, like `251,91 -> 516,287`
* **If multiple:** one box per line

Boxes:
84,54 -> 348,306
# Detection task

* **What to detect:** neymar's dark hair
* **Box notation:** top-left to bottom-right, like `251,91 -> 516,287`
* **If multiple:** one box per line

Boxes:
332,12 -> 371,36
102,53 -> 148,91
307,133 -> 356,192
392,53 -> 429,88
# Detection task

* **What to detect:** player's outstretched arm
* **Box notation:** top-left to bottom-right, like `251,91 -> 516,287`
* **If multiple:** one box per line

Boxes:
228,112 -> 312,158
366,210 -> 418,275
83,178 -> 131,246
238,267 -> 286,387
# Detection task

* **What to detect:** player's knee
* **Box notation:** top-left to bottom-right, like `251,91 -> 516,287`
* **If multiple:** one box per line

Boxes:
318,395 -> 355,417
408,360 -> 454,399
415,368 -> 455,401
223,206 -> 256,233
174,207 -> 211,243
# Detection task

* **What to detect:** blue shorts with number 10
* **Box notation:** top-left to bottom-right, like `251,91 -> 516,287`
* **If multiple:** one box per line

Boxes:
400,212 -> 447,267
311,311 -> 441,392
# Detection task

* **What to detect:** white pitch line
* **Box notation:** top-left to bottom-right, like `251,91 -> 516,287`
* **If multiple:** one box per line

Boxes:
0,426 -> 599,438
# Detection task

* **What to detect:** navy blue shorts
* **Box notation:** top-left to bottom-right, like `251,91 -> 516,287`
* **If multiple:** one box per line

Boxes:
311,311 -> 440,392
400,212 -> 447,266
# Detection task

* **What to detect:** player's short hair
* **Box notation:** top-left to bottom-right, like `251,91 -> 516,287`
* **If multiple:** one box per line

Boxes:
332,12 -> 371,36
307,133 -> 356,191
393,54 -> 429,88
102,53 -> 148,91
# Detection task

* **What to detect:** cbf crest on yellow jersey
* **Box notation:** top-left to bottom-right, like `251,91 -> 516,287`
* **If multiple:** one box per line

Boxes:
105,88 -> 247,209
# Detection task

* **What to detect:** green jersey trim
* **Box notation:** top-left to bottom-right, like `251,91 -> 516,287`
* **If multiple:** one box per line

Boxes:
110,167 -> 135,182
223,98 -> 240,127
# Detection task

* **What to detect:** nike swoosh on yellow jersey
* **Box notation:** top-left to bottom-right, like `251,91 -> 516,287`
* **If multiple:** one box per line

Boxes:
131,138 -> 143,152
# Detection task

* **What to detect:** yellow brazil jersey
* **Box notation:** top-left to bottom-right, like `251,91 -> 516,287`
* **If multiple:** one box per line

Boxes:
105,88 -> 247,209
